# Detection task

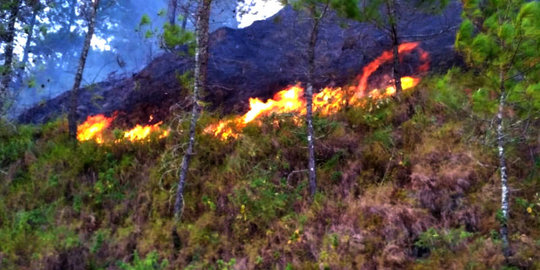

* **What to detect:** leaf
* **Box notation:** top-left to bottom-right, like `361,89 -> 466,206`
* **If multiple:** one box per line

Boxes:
471,34 -> 497,62
472,88 -> 497,115
139,14 -> 151,27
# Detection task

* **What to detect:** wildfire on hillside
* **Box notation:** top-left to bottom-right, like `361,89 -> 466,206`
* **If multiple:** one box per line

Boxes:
77,42 -> 429,143
205,42 -> 429,140
76,114 -> 115,144
77,113 -> 169,144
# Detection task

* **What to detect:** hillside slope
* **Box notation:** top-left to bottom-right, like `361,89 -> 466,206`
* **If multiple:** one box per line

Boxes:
18,3 -> 462,126
1,71 -> 539,269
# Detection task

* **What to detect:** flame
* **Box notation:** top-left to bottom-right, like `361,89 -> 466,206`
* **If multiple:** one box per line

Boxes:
123,122 -> 170,141
77,113 -> 169,144
205,42 -> 429,140
77,114 -> 115,144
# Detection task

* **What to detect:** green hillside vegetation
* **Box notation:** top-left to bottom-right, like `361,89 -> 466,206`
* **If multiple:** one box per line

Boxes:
2,0 -> 540,269
1,69 -> 539,269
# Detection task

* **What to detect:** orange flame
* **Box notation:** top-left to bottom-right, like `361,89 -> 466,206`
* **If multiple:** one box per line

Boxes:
77,114 -> 169,144
123,122 -> 170,141
77,114 -> 115,144
205,42 -> 429,140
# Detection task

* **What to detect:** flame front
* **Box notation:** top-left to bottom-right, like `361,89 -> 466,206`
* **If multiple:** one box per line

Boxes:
205,42 -> 429,140
77,114 -> 169,144
79,43 -> 429,142
77,114 -> 115,144
123,122 -> 170,141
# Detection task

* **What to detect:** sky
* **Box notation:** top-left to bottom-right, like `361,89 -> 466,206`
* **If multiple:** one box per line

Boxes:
237,0 -> 284,28
88,0 -> 285,51
11,0 -> 285,57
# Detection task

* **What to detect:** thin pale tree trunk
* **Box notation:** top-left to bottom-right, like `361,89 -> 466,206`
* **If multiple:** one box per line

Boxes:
68,0 -> 100,139
0,0 -> 20,114
305,4 -> 326,199
386,0 -> 402,96
14,9 -> 38,90
497,70 -> 510,260
174,0 -> 212,222
22,11 -> 37,69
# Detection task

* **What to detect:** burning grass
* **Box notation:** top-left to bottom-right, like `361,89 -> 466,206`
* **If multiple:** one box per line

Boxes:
76,113 -> 170,144
204,42 -> 428,140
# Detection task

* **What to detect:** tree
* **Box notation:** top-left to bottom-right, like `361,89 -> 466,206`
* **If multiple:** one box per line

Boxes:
167,0 -> 196,30
174,0 -> 212,225
13,0 -> 43,93
288,0 -> 330,198
455,0 -> 540,261
332,0 -> 448,97
68,0 -> 101,139
0,0 -> 21,115
168,0 -> 179,25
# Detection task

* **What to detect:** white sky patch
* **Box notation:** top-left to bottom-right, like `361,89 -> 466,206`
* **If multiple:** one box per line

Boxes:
237,0 -> 284,28
91,35 -> 114,51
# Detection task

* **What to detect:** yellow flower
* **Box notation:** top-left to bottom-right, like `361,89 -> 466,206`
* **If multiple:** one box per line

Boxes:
527,207 -> 533,214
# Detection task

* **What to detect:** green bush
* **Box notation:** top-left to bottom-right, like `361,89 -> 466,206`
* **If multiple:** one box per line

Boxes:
117,251 -> 168,270
415,227 -> 473,251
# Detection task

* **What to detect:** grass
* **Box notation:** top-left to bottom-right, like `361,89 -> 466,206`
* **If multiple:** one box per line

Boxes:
0,71 -> 539,269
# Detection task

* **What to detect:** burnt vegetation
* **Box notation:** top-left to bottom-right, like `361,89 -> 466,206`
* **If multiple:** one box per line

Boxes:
1,0 -> 539,269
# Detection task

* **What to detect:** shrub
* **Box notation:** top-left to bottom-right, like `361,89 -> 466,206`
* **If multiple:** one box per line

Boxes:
117,250 -> 168,270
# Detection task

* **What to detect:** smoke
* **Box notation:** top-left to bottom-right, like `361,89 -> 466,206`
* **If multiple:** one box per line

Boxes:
10,0 -> 280,117
12,0 -> 168,115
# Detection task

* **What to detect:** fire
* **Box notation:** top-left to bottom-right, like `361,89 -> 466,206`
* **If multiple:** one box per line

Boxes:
76,114 -> 114,144
205,42 -> 429,140
77,113 -> 170,144
123,122 -> 170,141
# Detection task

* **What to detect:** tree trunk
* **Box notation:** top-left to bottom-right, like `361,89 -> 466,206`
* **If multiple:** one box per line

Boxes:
306,6 -> 324,199
22,11 -> 37,69
63,0 -> 78,71
0,0 -> 20,115
181,2 -> 191,30
68,0 -> 100,139
168,0 -> 178,25
14,9 -> 38,90
497,71 -> 511,260
386,0 -> 402,96
174,0 -> 212,222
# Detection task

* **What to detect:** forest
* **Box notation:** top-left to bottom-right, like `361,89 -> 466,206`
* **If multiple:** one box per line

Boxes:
0,0 -> 539,269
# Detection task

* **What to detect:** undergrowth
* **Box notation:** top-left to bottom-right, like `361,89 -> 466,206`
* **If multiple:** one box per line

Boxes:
0,71 -> 538,269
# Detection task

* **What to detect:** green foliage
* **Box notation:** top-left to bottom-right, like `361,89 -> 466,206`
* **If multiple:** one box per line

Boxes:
216,258 -> 236,270
330,0 -> 449,27
136,14 -> 158,42
456,0 -> 540,91
162,23 -> 195,54
1,54 -> 539,269
176,71 -> 194,91
415,227 -> 473,251
0,124 -> 35,167
432,71 -> 470,117
139,14 -> 151,27
117,251 -> 168,270
90,229 -> 110,254
232,174 -> 302,227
